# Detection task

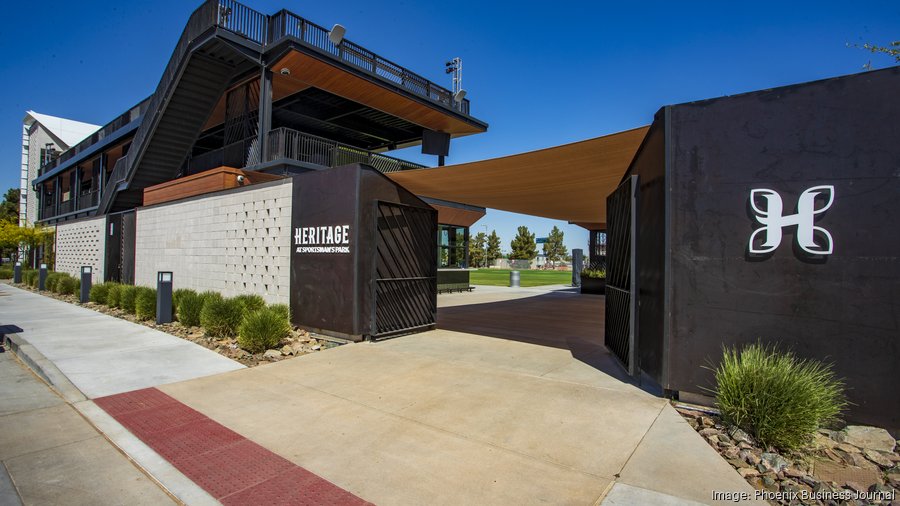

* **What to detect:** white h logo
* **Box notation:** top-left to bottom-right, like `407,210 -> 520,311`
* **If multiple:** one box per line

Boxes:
749,185 -> 835,255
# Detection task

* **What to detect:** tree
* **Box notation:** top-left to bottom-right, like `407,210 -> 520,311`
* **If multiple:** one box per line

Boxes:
1,188 -> 19,224
509,226 -> 537,261
542,226 -> 567,268
851,41 -> 900,69
469,231 -> 487,268
486,230 -> 502,266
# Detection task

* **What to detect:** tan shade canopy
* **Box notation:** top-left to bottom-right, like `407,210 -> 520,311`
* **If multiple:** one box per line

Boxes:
387,126 -> 648,227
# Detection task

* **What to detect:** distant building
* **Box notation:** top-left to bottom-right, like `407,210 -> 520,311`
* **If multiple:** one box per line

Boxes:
21,112 -> 99,226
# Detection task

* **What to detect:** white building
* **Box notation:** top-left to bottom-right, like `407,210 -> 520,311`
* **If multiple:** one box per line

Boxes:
21,111 -> 99,227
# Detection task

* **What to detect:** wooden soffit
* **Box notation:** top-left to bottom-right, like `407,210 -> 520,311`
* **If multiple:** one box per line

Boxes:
429,203 -> 486,227
387,126 -> 649,224
271,49 -> 486,137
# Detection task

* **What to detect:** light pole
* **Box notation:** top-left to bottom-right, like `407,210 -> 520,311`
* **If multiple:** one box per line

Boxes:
482,225 -> 488,269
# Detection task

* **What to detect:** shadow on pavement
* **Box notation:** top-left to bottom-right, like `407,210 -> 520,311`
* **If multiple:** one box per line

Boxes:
437,291 -> 648,389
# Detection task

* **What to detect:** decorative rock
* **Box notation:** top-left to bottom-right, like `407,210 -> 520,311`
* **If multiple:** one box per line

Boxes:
722,446 -> 741,460
814,433 -> 837,449
699,416 -> 715,428
727,458 -> 750,469
738,467 -> 759,478
740,449 -> 761,466
706,435 -> 720,445
783,467 -> 806,479
837,426 -> 896,453
863,449 -> 894,468
839,450 -> 880,470
737,442 -> 752,450
761,475 -> 778,492
699,428 -> 721,437
263,349 -> 281,360
835,442 -> 861,453
729,427 -> 753,445
760,452 -> 790,473
281,345 -> 293,356
842,481 -> 867,494
311,344 -> 321,351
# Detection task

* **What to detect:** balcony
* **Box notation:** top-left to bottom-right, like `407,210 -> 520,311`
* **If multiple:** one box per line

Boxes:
266,128 -> 427,173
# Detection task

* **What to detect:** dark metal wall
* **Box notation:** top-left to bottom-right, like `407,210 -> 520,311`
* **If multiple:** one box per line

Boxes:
664,67 -> 900,431
620,117 -> 668,384
289,163 -> 436,340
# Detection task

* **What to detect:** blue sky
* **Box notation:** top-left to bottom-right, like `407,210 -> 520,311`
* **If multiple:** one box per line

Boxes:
1,1 -> 896,254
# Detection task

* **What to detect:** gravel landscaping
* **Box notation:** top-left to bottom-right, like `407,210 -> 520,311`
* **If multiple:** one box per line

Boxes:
676,405 -> 899,505
8,281 -> 341,367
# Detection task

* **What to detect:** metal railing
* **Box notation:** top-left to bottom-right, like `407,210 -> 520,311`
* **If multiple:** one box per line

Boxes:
267,10 -> 469,114
90,0 -> 459,214
77,190 -> 99,211
267,128 -> 426,173
40,98 -> 151,174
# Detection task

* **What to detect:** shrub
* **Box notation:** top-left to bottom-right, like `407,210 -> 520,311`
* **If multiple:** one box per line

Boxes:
56,276 -> 78,296
135,287 -> 157,321
90,282 -> 114,304
709,343 -> 847,451
0,266 -> 12,279
200,296 -> 244,338
45,272 -> 65,292
107,284 -> 124,308
173,288 -> 197,317
582,268 -> 606,279
233,294 -> 266,313
268,303 -> 291,322
24,270 -> 38,287
119,285 -> 138,314
238,307 -> 291,353
176,291 -> 205,327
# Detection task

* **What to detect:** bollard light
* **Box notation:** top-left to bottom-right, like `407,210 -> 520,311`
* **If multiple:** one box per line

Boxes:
13,262 -> 22,283
39,264 -> 48,291
156,272 -> 173,324
80,266 -> 92,303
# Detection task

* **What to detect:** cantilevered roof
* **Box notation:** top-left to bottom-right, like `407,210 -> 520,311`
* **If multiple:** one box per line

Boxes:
24,111 -> 99,148
387,126 -> 649,228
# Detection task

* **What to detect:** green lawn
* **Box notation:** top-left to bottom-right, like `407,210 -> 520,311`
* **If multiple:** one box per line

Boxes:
469,269 -> 572,287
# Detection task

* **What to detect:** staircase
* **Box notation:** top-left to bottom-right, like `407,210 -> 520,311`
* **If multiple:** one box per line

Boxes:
98,0 -> 266,214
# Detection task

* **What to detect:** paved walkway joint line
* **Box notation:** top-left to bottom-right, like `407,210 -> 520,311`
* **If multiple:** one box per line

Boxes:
95,387 -> 371,506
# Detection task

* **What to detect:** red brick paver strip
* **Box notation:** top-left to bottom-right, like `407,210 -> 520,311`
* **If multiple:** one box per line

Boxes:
95,387 -> 371,505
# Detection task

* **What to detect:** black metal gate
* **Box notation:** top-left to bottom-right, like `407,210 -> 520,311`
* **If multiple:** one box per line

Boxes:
372,202 -> 437,338
604,175 -> 639,376
105,210 -> 136,284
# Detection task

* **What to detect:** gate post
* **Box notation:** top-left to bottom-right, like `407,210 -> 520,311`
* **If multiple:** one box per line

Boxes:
572,249 -> 583,287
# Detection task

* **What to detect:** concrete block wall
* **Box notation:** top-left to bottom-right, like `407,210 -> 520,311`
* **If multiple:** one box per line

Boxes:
134,179 -> 293,304
55,215 -> 106,283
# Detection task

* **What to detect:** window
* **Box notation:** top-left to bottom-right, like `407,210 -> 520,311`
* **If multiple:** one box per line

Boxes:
438,224 -> 468,268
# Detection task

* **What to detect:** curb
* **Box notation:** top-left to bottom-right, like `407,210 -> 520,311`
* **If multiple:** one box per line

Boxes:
2,332 -> 87,404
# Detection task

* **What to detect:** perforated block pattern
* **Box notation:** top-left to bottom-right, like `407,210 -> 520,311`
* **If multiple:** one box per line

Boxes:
95,387 -> 372,505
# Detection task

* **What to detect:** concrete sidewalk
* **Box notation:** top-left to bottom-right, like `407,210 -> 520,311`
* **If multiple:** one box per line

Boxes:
0,350 -> 174,505
1,282 -> 763,505
1,283 -> 243,398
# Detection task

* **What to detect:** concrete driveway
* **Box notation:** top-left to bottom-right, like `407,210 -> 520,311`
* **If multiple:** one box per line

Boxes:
157,286 -> 760,505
